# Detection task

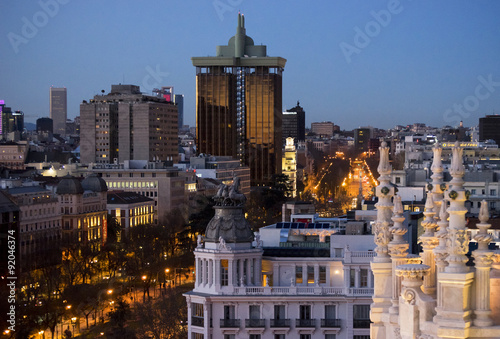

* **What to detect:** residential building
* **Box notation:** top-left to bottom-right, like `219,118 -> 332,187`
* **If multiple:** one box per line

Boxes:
6,186 -> 61,272
283,101 -> 306,145
311,122 -> 338,138
192,13 -> 286,185
56,174 -> 108,249
184,180 -> 375,339
0,141 -> 28,170
50,87 -> 67,136
80,84 -> 178,165
354,128 -> 371,154
89,160 -> 186,224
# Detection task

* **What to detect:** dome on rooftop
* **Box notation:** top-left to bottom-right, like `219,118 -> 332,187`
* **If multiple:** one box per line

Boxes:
82,173 -> 108,192
56,175 -> 84,195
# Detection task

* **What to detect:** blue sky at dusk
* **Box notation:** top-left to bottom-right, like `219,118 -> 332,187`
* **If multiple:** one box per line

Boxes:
1,0 -> 499,130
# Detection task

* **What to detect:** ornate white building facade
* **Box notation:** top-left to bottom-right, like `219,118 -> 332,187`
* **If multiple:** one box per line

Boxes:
370,141 -> 500,339
185,179 -> 376,339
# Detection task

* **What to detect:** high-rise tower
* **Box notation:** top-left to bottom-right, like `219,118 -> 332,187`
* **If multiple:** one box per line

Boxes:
50,87 -> 67,136
192,13 -> 286,185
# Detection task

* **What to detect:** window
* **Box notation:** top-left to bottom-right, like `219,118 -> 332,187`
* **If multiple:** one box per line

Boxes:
490,201 -> 496,210
221,260 -> 228,286
325,305 -> 336,319
334,248 -> 343,257
274,335 -> 285,339
353,305 -> 371,328
471,189 -> 476,195
325,335 -> 336,339
300,335 -> 311,339
360,269 -> 368,287
224,305 -> 235,319
300,305 -> 311,319
296,266 -> 303,284
274,305 -> 285,319
350,269 -> 355,287
491,189 -> 497,196
319,266 -> 326,284
249,335 -> 261,339
192,333 -> 204,339
249,305 -> 260,319
223,335 -> 235,339
307,266 -> 314,284
395,177 -> 401,184
353,336 -> 370,339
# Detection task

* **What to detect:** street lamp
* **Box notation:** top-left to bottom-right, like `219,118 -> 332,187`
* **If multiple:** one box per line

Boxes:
71,317 -> 77,336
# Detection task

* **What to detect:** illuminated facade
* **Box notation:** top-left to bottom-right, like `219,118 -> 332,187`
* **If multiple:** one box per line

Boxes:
282,137 -> 297,198
56,175 -> 108,249
192,14 -> 286,185
0,141 -> 28,170
89,161 -> 186,224
80,84 -> 178,165
107,191 -> 155,233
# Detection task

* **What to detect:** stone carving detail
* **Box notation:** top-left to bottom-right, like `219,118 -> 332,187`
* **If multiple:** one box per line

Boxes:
197,235 -> 204,248
446,229 -> 469,264
213,176 -> 246,206
218,236 -> 230,251
394,327 -> 402,339
402,289 -> 416,305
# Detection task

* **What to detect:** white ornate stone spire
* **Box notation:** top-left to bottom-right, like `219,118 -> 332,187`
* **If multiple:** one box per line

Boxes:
430,143 -> 445,220
388,195 -> 409,314
419,192 -> 439,294
472,200 -> 494,326
445,141 -> 469,273
373,140 -> 394,262
370,140 -> 395,339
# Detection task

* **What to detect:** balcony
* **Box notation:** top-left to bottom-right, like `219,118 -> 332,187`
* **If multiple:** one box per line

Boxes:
270,319 -> 291,328
321,319 -> 341,328
245,319 -> 265,328
353,319 -> 371,328
295,319 -> 317,328
191,316 -> 204,327
220,319 -> 240,328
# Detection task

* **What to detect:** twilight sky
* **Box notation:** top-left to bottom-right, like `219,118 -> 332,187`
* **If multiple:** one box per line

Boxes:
1,0 -> 499,130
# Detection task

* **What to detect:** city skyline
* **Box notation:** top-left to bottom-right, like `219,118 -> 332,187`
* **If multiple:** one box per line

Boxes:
1,0 -> 500,130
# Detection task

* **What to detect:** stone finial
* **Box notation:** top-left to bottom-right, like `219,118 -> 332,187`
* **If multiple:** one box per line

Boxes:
393,195 -> 403,215
439,198 -> 448,222
479,199 -> 489,224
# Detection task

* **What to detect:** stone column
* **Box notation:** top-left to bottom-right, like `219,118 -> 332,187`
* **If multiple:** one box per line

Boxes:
370,141 -> 394,339
355,267 -> 361,288
246,259 -> 252,286
472,200 -> 494,327
239,259 -> 245,286
208,259 -> 214,287
491,254 -> 500,325
214,259 -> 220,288
433,200 -> 449,322
228,259 -> 235,286
344,266 -> 350,294
388,195 -> 409,315
255,258 -> 262,286
419,193 -> 438,295
314,264 -> 320,285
